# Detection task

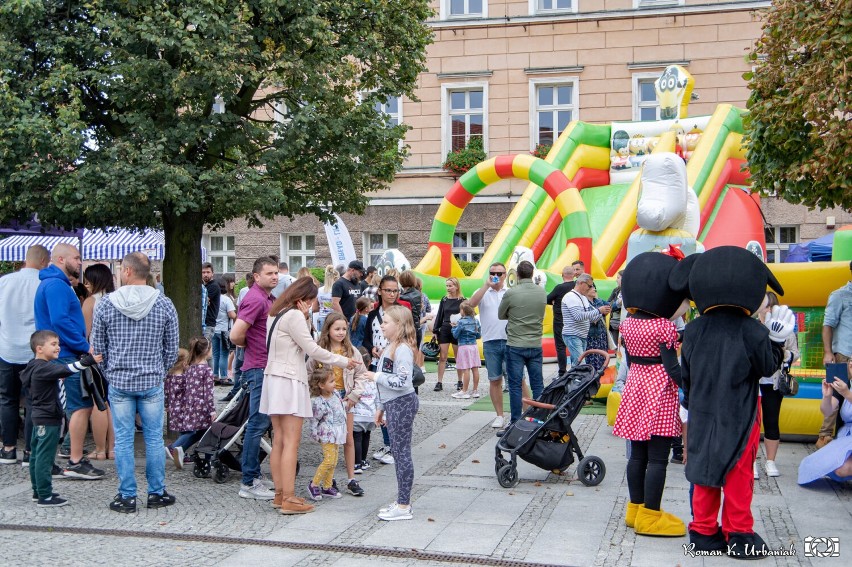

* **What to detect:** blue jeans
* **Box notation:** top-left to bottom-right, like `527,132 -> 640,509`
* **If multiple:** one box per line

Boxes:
240,368 -> 270,485
563,334 -> 587,368
172,430 -> 205,452
227,348 -> 245,397
482,339 -> 507,381
211,331 -> 229,378
109,384 -> 166,498
505,346 -> 544,423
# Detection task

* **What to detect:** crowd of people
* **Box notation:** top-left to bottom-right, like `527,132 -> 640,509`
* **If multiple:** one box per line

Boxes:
1,243 -> 851,533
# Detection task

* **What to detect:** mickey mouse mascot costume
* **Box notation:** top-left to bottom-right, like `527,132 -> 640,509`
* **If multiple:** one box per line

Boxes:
613,249 -> 691,537
669,246 -> 795,559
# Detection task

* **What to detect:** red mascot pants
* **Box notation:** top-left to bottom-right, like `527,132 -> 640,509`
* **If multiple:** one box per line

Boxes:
689,404 -> 761,538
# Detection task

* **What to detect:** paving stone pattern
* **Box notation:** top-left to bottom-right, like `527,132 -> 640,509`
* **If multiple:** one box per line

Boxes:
0,368 -> 844,565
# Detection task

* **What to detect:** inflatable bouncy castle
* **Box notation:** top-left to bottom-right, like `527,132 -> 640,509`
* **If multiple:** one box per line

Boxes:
401,65 -> 844,438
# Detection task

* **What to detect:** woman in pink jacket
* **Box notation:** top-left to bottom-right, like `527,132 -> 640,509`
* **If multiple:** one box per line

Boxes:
262,278 -> 360,514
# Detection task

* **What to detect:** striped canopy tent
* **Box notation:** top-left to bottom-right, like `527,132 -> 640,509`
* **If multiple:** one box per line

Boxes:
82,228 -> 165,260
0,234 -> 81,261
0,228 -> 209,262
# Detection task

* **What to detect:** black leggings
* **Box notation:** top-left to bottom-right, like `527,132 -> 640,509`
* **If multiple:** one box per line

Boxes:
627,436 -> 674,511
759,383 -> 783,441
353,429 -> 372,463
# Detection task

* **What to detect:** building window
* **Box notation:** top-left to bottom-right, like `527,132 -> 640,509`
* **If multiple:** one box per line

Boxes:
765,226 -> 798,264
530,79 -> 578,148
442,83 -> 488,157
212,96 -> 225,115
206,234 -> 235,274
366,233 -> 398,266
283,234 -> 316,271
634,0 -> 684,8
445,0 -> 486,18
374,96 -> 402,127
534,0 -> 575,14
633,74 -> 660,121
453,231 -> 485,262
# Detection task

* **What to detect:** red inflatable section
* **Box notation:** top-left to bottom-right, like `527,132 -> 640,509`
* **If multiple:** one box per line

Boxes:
702,187 -> 765,251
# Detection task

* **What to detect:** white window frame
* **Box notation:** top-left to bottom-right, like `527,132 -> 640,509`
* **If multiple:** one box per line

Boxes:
632,72 -> 661,121
212,96 -> 225,115
530,0 -> 577,15
528,77 -> 580,151
453,231 -> 485,262
441,0 -> 487,20
441,81 -> 489,159
280,233 -> 316,271
633,0 -> 684,9
364,233 -> 399,266
764,225 -> 799,264
374,96 -> 403,128
203,234 -> 235,274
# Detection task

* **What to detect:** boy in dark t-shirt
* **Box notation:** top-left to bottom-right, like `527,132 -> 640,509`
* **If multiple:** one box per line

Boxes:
21,330 -> 100,507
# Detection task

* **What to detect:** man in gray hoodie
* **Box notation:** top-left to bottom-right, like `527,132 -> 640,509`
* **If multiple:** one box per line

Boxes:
91,252 -> 179,513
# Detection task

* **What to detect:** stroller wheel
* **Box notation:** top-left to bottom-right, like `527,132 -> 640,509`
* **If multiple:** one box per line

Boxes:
495,457 -> 508,476
213,461 -> 230,484
192,461 -> 204,479
497,464 -> 519,489
577,456 -> 606,486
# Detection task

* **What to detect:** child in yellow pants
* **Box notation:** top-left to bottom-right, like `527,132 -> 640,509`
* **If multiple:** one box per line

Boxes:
307,367 -> 347,500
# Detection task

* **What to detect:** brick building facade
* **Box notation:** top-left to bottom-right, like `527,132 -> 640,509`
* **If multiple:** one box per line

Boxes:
213,0 -> 836,276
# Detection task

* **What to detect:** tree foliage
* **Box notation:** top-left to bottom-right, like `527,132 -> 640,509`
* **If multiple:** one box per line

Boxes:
0,0 -> 432,341
744,0 -> 852,209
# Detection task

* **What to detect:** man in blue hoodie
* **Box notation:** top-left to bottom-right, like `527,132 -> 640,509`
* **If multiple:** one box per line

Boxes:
34,243 -> 104,480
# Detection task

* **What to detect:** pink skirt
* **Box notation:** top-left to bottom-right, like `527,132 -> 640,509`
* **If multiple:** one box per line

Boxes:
455,344 -> 481,370
259,374 -> 312,418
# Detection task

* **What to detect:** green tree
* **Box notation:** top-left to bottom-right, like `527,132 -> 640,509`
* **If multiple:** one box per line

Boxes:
0,0 -> 431,343
744,0 -> 852,209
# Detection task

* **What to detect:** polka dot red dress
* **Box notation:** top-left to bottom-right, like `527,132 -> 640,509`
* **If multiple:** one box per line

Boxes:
612,317 -> 681,441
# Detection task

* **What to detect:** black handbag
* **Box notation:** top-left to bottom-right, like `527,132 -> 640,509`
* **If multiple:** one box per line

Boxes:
81,364 -> 108,411
776,368 -> 799,397
412,365 -> 425,388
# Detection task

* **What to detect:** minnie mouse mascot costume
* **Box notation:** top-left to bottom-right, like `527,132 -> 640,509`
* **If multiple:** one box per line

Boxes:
669,246 -> 795,559
613,248 -> 691,537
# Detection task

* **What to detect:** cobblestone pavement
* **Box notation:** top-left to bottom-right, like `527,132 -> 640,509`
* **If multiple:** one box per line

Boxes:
1,366 -> 849,566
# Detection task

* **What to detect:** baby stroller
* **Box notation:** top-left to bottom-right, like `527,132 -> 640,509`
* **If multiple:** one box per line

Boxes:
192,382 -> 273,483
495,350 -> 609,489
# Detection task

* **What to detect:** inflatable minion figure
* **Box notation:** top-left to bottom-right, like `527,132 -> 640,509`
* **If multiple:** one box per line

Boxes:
668,246 -> 796,558
655,65 -> 694,121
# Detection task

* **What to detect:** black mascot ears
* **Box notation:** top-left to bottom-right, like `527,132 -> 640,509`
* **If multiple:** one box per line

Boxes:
622,251 -> 688,319
668,246 -> 783,315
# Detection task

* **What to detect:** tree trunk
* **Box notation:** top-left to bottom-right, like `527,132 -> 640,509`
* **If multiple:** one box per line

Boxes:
163,211 -> 203,347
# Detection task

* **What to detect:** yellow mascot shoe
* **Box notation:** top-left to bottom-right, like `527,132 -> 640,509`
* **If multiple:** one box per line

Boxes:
634,506 -> 686,537
625,502 -> 642,528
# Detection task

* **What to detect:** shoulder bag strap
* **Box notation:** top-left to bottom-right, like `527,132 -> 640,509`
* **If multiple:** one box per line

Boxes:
266,308 -> 292,353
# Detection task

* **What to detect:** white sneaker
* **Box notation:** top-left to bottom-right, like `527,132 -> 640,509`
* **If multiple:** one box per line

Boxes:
380,451 -> 395,465
765,460 -> 780,477
258,474 -> 274,490
372,446 -> 390,460
471,391 -> 480,398
377,502 -> 413,521
753,462 -> 759,480
172,446 -> 184,470
239,478 -> 275,500
491,416 -> 505,428
451,391 -> 470,399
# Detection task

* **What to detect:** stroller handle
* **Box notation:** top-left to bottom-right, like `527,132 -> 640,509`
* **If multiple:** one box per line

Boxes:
578,349 -> 611,369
